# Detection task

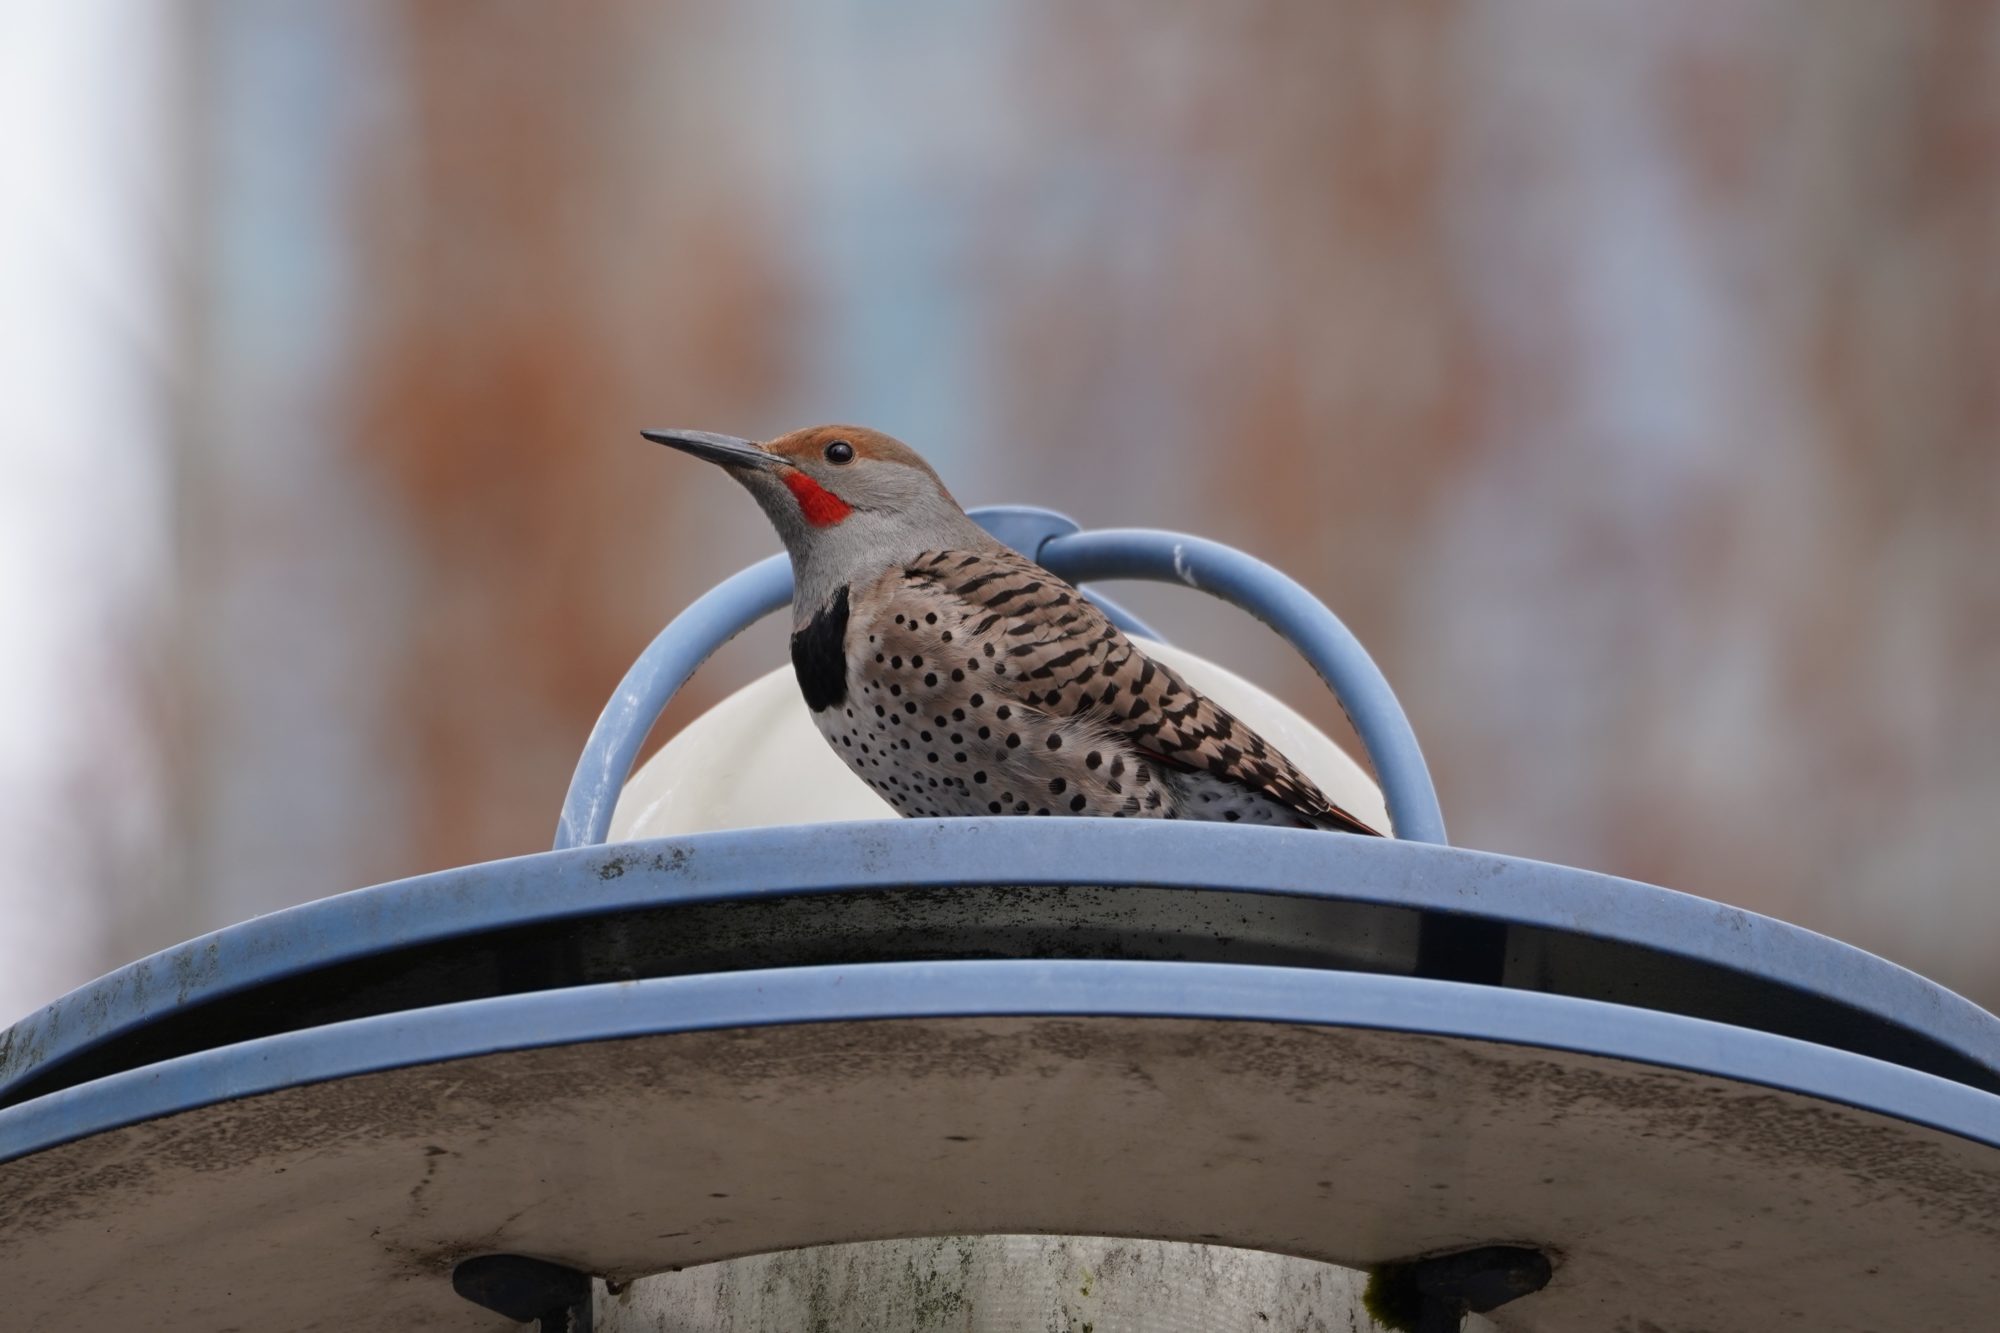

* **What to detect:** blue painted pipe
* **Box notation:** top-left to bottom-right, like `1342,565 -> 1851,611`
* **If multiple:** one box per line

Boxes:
553,554 -> 793,851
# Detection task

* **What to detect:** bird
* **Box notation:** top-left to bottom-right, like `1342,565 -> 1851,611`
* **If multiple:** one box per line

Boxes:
643,424 -> 1383,836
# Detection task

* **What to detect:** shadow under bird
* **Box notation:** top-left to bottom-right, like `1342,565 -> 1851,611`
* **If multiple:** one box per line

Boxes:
645,425 -> 1382,836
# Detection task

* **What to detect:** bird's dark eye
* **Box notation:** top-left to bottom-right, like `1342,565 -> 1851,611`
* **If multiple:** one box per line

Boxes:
823,440 -> 855,465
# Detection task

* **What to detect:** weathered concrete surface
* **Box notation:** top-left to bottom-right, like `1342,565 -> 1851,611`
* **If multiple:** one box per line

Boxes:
2,1014 -> 1997,1330
599,1234 -> 1500,1332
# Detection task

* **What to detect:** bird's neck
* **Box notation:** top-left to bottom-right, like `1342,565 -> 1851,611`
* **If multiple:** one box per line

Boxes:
787,512 -> 997,630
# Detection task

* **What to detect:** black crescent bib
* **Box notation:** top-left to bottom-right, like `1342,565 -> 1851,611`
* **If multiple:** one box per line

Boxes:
790,585 -> 850,713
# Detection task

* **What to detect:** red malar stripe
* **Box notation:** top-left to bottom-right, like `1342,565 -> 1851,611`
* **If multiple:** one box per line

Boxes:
781,469 -> 854,527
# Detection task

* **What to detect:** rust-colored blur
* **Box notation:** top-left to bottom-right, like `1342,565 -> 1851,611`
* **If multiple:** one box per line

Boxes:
17,2 -> 1998,1017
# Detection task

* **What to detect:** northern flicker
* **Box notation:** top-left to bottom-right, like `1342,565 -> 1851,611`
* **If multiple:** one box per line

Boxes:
644,425 -> 1383,835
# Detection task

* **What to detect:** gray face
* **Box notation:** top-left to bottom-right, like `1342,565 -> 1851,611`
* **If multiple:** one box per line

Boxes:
643,425 -> 994,619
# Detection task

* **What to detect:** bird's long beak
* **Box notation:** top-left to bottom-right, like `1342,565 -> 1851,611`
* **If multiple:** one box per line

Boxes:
641,429 -> 781,471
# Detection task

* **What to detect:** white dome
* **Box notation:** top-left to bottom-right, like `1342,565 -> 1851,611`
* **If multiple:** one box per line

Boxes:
609,638 -> 1389,839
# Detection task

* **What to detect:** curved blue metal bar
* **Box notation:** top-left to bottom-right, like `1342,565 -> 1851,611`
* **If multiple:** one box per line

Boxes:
554,554 -> 794,851
971,504 -> 1080,559
1037,529 -> 1443,844
4,959 -> 1997,1169
7,822 -> 1999,1105
553,507 -> 1163,851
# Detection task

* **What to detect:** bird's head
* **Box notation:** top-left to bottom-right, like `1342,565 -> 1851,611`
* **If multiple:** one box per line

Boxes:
644,424 -> 989,609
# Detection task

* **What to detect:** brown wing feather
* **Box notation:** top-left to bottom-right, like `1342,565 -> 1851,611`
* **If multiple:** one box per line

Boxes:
889,547 -> 1383,835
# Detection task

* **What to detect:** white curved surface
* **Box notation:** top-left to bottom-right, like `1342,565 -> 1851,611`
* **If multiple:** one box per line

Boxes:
610,640 -> 1390,840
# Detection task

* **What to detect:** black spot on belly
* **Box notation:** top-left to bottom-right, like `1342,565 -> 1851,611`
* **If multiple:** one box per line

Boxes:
791,586 -> 850,713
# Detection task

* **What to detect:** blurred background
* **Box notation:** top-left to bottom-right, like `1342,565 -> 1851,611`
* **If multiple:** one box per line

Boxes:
2,0 -> 1995,1024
